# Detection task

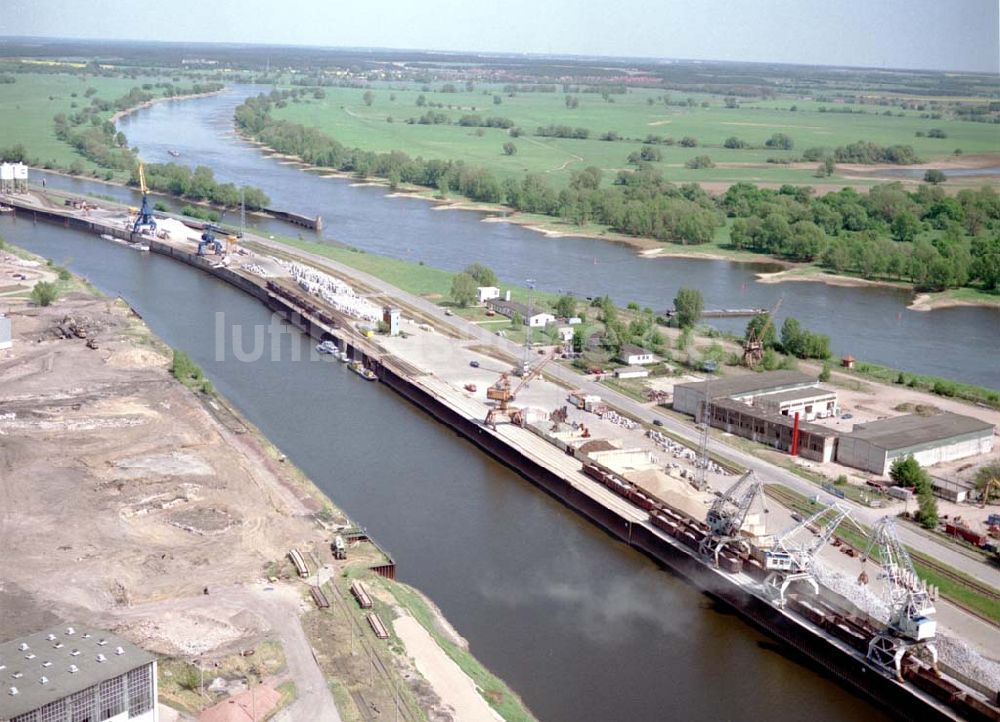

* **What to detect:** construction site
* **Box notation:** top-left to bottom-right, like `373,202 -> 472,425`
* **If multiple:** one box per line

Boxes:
3,176 -> 1000,722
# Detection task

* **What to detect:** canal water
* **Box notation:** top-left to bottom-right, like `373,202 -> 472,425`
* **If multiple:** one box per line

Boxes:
1,215 -> 888,722
109,85 -> 999,389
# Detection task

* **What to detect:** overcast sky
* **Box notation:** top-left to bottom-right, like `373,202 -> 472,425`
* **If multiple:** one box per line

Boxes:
2,0 -> 998,73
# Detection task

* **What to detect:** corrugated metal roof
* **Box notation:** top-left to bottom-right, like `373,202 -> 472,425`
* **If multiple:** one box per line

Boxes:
846,413 -> 994,452
675,371 -> 816,399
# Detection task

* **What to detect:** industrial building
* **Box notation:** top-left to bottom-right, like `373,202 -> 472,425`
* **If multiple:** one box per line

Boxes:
756,386 -> 839,421
485,298 -> 556,327
707,398 -> 839,462
615,366 -> 650,380
673,371 -> 822,418
836,413 -> 995,476
0,625 -> 157,722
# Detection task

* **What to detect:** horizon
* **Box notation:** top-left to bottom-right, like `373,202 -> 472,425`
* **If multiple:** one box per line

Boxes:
0,0 -> 997,74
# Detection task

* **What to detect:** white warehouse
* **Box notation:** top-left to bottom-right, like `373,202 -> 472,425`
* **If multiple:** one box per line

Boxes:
836,412 -> 995,476
0,625 -> 157,722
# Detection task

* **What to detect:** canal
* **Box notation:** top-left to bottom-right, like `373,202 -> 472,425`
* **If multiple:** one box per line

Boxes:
109,85 -> 999,389
0,214 -> 889,722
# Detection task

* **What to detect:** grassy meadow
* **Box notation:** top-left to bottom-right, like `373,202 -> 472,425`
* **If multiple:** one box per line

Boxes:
0,72 -> 170,171
272,83 -> 1000,189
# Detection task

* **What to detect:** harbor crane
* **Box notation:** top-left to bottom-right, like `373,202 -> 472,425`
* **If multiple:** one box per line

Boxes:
485,351 -> 556,429
742,296 -> 782,368
859,516 -> 938,681
762,501 -> 858,607
196,224 -> 223,256
132,162 -> 157,235
699,470 -> 767,565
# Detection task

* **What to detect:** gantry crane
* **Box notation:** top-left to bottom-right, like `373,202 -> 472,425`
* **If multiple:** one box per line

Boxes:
699,470 -> 767,565
742,296 -> 783,368
484,351 -> 557,429
197,224 -> 224,256
859,516 -> 938,680
132,162 -> 157,235
762,501 -> 858,607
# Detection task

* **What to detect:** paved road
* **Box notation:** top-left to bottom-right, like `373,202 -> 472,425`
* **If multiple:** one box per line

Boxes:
10,188 -> 997,590
242,233 -> 1000,591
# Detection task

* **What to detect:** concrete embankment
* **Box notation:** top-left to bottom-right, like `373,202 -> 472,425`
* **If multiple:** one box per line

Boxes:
6,193 -> 994,722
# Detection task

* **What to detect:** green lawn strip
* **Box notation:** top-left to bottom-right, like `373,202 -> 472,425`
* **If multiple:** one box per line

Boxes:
384,581 -> 538,722
764,484 -> 1000,624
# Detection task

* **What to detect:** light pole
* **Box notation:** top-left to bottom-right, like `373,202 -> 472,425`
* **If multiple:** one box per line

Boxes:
524,278 -> 535,374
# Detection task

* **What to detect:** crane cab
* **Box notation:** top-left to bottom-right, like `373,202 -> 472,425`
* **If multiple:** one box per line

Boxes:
763,549 -> 793,571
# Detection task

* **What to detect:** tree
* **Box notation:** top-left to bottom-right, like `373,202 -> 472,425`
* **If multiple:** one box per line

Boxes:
818,363 -> 831,382
678,136 -> 698,147
31,281 -> 59,307
510,311 -> 523,329
673,288 -> 704,328
362,90 -> 374,107
765,133 -> 794,150
891,211 -> 921,242
890,456 -> 930,489
502,142 -> 517,156
916,486 -> 939,529
449,272 -> 477,307
723,136 -> 747,149
554,295 -> 577,318
924,169 -> 947,184
463,263 -> 498,287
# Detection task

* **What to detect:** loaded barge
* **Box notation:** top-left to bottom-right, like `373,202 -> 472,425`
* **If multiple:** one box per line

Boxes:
7,195 -> 1000,722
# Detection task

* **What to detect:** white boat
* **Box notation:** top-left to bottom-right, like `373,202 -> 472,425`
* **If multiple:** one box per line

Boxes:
316,340 -> 339,355
100,234 -> 115,241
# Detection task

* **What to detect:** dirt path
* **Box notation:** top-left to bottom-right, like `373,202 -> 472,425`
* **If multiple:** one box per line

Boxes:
393,614 -> 501,722
116,582 -> 342,722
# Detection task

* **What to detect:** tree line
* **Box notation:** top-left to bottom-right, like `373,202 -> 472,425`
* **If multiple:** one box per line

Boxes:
235,92 -> 1000,293
134,163 -> 270,210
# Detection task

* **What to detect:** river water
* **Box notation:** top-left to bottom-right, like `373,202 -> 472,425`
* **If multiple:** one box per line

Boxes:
109,85 -> 999,389
0,215 -> 889,721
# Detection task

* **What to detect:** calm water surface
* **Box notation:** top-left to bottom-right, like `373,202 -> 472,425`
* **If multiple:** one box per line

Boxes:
110,86 -> 1000,388
1,216 -> 888,722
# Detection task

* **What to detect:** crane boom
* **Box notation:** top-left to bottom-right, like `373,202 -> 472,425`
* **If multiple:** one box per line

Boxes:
699,470 -> 767,565
859,516 -> 938,680
132,161 -> 157,235
762,501 -> 857,606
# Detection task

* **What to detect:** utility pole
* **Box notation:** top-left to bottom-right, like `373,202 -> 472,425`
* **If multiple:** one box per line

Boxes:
523,278 -> 535,375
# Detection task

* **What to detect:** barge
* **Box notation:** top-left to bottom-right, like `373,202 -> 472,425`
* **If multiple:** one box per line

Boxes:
9,195 -> 999,722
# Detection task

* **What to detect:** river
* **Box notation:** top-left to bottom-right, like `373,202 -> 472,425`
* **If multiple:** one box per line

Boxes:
110,85 -> 1000,389
0,214 -> 889,721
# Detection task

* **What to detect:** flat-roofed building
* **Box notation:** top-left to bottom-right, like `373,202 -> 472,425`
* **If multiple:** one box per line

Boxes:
673,371 -> 819,418
755,386 -> 838,421
708,398 -> 839,463
836,412 -> 995,476
0,625 -> 157,722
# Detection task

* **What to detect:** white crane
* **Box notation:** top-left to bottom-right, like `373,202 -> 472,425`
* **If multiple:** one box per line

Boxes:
859,516 -> 938,681
762,501 -> 858,607
700,470 -> 767,565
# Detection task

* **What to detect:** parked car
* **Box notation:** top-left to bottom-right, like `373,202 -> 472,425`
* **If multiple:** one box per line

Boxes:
653,419 -> 664,427
470,360 -> 480,368
444,309 -> 454,316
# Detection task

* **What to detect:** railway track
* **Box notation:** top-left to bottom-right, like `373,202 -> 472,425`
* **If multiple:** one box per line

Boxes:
764,484 -> 1000,628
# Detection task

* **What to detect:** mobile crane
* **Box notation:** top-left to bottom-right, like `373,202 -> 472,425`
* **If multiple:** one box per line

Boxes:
859,516 -> 938,680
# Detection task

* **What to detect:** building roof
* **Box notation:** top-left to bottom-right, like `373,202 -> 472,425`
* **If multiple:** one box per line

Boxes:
616,366 -> 650,375
845,412 -> 994,452
675,371 -> 816,400
620,344 -> 653,357
713,398 -> 837,438
0,625 -> 154,719
485,298 -> 552,318
756,386 -> 837,405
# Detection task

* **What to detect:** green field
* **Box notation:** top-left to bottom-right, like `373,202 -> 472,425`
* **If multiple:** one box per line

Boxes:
272,84 -> 1000,189
0,72 -> 168,171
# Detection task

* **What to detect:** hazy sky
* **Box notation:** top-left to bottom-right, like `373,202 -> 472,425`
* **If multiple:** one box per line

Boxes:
2,0 -> 998,73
